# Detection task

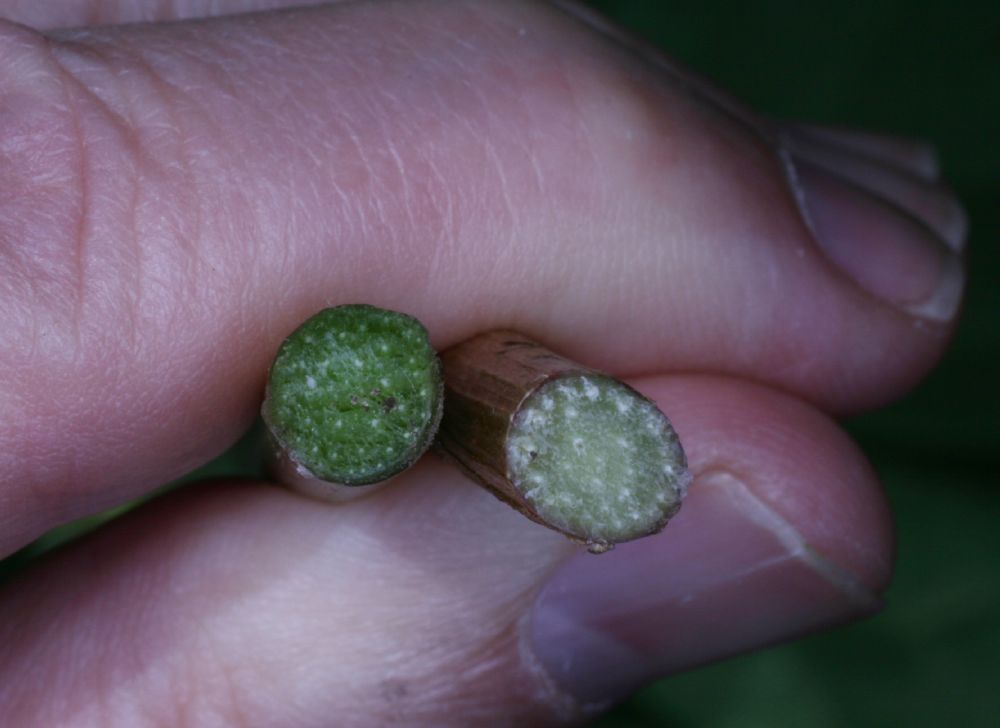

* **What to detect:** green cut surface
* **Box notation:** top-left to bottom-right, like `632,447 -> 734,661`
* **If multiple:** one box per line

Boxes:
506,374 -> 690,548
264,305 -> 442,485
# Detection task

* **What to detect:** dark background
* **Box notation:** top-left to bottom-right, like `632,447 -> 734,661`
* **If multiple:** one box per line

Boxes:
2,1 -> 997,726
589,0 -> 1000,725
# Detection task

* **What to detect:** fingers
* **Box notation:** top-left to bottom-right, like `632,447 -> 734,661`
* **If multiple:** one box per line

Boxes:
0,0 -> 963,553
0,376 -> 893,725
785,157 -> 964,323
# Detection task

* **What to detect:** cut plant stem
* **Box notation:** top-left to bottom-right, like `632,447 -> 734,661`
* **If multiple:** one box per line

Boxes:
437,331 -> 690,553
262,305 -> 443,500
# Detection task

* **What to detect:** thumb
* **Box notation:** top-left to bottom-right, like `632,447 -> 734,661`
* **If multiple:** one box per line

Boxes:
0,377 -> 892,725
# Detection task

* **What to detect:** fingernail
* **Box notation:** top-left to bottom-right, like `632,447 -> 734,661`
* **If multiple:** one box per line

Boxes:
783,137 -> 968,252
528,472 -> 881,708
787,155 -> 964,322
783,123 -> 941,181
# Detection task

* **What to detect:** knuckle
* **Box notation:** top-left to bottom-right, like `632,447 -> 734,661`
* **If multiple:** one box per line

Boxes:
0,22 -> 178,528
0,20 -> 99,518
0,21 -> 199,379
0,20 -> 141,358
465,0 -> 679,186
0,21 -> 88,343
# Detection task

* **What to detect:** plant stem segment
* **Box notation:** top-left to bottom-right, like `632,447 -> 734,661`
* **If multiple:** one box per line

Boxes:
263,305 -> 443,497
437,331 -> 690,553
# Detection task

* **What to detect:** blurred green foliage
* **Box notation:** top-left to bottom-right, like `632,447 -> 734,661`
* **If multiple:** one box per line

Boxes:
589,0 -> 999,725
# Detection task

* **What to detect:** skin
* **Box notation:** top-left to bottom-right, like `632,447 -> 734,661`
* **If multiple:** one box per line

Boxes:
0,1 -> 964,725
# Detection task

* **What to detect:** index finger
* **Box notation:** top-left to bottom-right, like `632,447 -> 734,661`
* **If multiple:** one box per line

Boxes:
0,0 -> 961,555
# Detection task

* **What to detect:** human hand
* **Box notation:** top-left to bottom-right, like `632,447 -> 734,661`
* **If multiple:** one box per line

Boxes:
0,1 -> 966,725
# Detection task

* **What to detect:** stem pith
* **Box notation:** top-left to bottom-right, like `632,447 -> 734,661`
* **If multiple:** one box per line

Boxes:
437,331 -> 690,553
